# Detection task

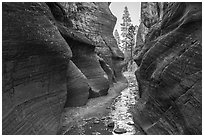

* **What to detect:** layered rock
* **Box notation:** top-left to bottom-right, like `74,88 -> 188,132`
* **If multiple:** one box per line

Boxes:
2,2 -> 71,134
47,2 -> 126,97
134,2 -> 202,134
140,2 -> 160,28
65,61 -> 89,107
2,2 -> 126,135
134,23 -> 148,64
68,2 -> 126,83
134,2 -> 168,65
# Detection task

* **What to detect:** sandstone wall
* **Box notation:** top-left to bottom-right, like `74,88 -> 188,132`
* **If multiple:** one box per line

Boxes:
134,2 -> 202,134
2,2 -> 126,134
58,2 -> 126,83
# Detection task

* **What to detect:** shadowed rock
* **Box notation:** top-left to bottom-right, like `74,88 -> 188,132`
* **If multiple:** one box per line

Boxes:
57,2 -> 126,83
2,2 -> 71,134
114,128 -> 127,134
2,2 -> 126,135
98,56 -> 116,85
58,31 -> 110,98
65,61 -> 89,107
48,2 -> 127,97
134,2 -> 202,135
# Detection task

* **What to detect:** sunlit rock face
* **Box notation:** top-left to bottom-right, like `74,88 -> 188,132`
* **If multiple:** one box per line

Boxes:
134,2 -> 202,134
2,2 -> 125,135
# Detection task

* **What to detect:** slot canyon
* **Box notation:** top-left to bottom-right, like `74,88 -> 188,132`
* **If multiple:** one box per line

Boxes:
2,2 -> 202,135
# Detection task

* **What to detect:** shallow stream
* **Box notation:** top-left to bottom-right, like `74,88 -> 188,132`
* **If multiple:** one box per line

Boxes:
110,72 -> 140,135
63,71 -> 141,135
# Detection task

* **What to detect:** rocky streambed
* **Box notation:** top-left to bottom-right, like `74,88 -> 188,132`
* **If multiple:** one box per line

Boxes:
62,71 -> 143,135
110,72 -> 143,135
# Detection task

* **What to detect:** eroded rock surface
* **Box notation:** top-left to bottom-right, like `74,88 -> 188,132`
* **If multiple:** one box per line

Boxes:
48,2 -> 126,97
2,3 -> 70,134
2,2 -> 126,135
134,2 -> 202,135
65,61 -> 90,107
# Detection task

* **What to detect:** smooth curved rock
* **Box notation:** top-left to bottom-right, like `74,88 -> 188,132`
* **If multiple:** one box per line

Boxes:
2,2 -> 127,135
71,46 -> 110,98
2,2 -> 71,134
134,2 -> 202,135
58,2 -> 125,83
58,29 -> 110,98
98,56 -> 116,84
65,61 -> 89,107
135,2 -> 168,66
47,2 -> 126,97
114,128 -> 127,134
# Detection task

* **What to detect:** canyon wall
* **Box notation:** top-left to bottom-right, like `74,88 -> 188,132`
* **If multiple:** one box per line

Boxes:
2,2 -> 126,134
134,2 -> 202,134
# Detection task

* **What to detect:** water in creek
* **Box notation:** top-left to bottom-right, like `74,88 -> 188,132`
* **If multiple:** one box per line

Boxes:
63,71 -> 141,135
110,72 -> 140,135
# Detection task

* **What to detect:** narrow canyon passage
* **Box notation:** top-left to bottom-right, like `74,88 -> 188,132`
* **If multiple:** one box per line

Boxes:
2,2 -> 202,135
62,71 -> 141,135
110,71 -> 143,135
111,72 -> 142,135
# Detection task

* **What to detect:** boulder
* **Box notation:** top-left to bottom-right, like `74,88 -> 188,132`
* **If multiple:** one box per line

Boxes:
114,128 -> 127,134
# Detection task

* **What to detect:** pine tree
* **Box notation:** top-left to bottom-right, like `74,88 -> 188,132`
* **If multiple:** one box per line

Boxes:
114,29 -> 120,46
120,6 -> 132,52
114,29 -> 124,52
127,25 -> 136,67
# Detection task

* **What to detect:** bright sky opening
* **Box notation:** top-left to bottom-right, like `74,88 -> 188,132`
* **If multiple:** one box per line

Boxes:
110,2 -> 141,36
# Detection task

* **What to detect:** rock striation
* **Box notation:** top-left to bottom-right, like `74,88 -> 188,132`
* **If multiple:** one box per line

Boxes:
134,2 -> 202,134
48,2 -> 126,96
2,2 -> 126,135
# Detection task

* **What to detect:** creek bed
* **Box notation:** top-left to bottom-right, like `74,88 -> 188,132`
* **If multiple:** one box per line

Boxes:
63,71 -> 142,135
110,72 -> 140,135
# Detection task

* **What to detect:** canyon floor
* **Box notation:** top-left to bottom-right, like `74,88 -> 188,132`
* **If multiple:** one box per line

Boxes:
60,71 -> 144,135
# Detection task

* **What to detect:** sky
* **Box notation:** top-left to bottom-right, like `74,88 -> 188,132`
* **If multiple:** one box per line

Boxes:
110,2 -> 141,36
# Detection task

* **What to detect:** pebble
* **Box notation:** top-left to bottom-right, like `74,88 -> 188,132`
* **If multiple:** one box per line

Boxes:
127,121 -> 134,125
107,121 -> 114,128
101,117 -> 106,120
92,131 -> 101,135
93,118 -> 100,124
114,128 -> 127,134
106,116 -> 111,119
